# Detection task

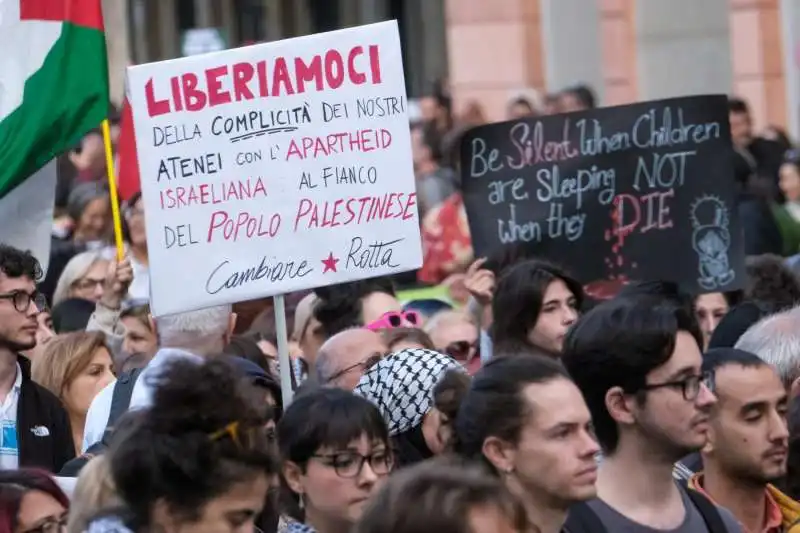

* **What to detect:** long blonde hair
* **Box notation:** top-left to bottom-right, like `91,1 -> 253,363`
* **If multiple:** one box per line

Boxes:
52,251 -> 108,306
32,331 -> 108,400
67,455 -> 119,533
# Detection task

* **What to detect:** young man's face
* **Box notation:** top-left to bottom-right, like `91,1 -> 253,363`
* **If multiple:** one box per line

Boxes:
631,331 -> 717,460
705,363 -> 789,484
0,273 -> 40,352
509,378 -> 600,506
729,110 -> 753,149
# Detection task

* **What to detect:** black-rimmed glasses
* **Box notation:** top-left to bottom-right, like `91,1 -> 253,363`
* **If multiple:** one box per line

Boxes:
0,291 -> 46,314
312,451 -> 394,478
639,371 -> 714,401
21,513 -> 67,533
325,352 -> 384,384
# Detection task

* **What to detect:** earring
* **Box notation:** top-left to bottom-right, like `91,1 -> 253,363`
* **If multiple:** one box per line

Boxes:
298,493 -> 305,510
505,466 -> 515,475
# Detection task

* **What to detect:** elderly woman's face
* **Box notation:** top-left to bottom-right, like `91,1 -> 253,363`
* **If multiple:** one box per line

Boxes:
69,260 -> 108,302
76,196 -> 110,241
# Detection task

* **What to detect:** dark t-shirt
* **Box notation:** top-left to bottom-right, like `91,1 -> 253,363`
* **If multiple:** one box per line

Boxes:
585,488 -> 743,533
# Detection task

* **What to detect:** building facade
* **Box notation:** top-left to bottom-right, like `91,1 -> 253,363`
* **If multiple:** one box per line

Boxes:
106,0 -> 448,104
105,0 -> 796,135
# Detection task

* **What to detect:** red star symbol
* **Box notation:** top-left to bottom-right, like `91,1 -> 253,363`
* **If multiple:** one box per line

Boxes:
321,252 -> 339,274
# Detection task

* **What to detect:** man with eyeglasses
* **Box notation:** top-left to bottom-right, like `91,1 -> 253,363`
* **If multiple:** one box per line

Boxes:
0,245 -> 75,472
314,328 -> 388,390
687,348 -> 800,533
561,296 -> 742,533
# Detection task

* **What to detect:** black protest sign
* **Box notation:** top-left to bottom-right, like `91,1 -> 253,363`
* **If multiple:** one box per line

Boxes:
460,95 -> 744,298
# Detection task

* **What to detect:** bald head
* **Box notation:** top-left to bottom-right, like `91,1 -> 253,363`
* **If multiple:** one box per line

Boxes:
315,328 -> 388,390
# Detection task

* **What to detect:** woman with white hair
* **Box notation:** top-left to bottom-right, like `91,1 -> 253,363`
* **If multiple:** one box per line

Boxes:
52,251 -> 110,307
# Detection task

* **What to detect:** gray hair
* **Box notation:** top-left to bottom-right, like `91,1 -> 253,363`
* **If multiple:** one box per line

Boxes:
52,251 -> 108,306
423,309 -> 476,335
155,304 -> 232,356
735,306 -> 800,387
67,182 -> 109,222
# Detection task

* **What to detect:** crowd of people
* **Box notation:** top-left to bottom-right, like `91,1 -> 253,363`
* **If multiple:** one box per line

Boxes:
2,77 -> 800,533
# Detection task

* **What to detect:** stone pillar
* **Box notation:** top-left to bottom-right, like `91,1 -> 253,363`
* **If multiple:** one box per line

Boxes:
340,0 -> 360,27
731,0 -> 787,130
358,0 -> 388,23
780,0 -> 800,136
102,0 -> 131,106
293,0 -> 312,36
264,0 -> 283,41
599,0 -> 637,105
444,0 -> 545,122
635,0 -> 733,100
221,0 -> 238,46
539,0 -> 604,102
195,0 -> 213,27
157,0 -> 178,59
129,0 -> 149,64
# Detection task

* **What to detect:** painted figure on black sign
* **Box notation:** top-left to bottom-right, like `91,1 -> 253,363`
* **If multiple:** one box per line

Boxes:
691,196 -> 735,290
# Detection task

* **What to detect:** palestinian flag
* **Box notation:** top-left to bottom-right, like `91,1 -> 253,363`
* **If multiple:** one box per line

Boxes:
117,98 -> 141,201
0,0 -> 109,272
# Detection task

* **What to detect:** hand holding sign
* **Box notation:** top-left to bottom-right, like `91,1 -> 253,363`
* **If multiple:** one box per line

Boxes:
464,258 -> 495,308
127,21 -> 421,317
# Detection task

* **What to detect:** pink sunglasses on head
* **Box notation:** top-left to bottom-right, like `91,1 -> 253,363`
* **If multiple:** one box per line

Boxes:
365,310 -> 422,331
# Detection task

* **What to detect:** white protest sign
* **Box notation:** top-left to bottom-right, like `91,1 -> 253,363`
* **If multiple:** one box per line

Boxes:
126,21 -> 421,317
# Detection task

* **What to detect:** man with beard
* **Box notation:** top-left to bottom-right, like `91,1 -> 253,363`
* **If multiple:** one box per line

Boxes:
688,348 -> 800,532
561,297 -> 742,532
0,245 -> 74,472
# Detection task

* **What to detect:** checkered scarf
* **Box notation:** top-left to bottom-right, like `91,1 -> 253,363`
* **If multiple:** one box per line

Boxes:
353,348 -> 466,436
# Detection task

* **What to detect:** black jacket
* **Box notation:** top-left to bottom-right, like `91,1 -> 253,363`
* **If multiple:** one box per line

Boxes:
16,356 -> 75,472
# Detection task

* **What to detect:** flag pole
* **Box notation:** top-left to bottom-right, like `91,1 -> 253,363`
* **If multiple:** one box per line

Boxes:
101,119 -> 125,260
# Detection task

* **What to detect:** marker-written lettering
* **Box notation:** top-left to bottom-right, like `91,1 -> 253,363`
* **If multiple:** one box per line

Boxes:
293,192 -> 416,230
346,237 -> 402,269
507,121 -> 579,169
285,129 -> 392,161
159,177 -> 267,210
207,209 -> 281,243
205,256 -> 313,295
145,45 -> 383,117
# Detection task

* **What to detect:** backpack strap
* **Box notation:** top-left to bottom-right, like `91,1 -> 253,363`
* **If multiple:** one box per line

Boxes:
685,489 -> 728,533
103,367 -> 144,438
563,502 -> 607,533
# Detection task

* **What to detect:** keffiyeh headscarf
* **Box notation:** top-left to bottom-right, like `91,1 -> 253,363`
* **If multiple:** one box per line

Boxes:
353,348 -> 465,436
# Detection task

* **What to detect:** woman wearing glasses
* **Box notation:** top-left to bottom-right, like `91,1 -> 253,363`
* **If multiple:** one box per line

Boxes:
277,388 -> 393,533
85,358 -> 277,533
0,468 -> 69,533
51,251 -> 110,308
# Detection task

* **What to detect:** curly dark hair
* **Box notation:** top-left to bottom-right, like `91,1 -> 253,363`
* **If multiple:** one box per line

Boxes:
313,277 -> 396,338
107,359 -> 277,530
745,254 -> 800,311
0,244 -> 42,282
